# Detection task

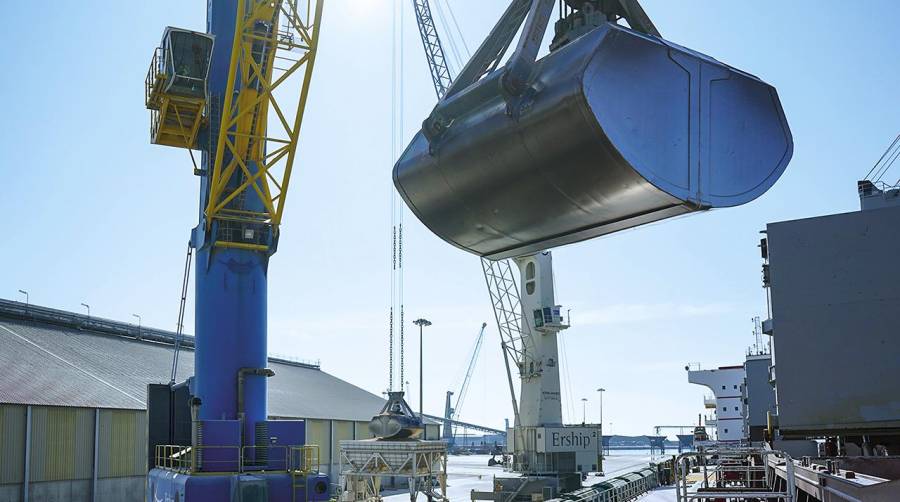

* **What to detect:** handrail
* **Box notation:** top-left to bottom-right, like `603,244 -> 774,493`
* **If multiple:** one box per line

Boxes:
155,443 -> 320,475
674,448 -> 795,501
290,445 -> 320,473
146,47 -> 165,109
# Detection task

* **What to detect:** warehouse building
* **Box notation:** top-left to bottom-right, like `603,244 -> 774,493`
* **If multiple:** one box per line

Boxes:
0,299 -> 438,502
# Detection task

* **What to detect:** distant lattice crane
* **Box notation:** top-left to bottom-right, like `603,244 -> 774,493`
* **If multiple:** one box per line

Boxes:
442,322 -> 488,444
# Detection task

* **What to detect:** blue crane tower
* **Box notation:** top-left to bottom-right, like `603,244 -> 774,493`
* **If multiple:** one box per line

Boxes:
143,1 -> 328,500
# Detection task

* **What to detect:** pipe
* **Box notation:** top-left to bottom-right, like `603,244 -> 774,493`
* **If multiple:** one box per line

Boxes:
190,396 -> 201,469
237,367 -> 275,446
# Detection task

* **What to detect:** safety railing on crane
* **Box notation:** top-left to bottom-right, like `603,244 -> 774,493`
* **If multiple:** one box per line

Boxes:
155,443 -> 320,475
144,44 -> 208,149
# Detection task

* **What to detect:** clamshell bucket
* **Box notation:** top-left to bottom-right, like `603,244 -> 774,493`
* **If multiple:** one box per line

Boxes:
393,22 -> 792,260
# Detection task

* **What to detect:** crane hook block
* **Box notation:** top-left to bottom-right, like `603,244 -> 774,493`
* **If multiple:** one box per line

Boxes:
393,23 -> 792,260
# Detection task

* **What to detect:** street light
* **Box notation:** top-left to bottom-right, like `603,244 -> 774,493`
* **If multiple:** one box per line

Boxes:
18,289 -> 29,305
81,303 -> 91,317
596,388 -> 606,425
581,397 -> 588,424
132,314 -> 142,338
413,318 -> 432,419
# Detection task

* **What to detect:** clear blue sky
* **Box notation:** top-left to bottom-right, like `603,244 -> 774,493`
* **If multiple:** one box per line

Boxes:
1,1 -> 898,436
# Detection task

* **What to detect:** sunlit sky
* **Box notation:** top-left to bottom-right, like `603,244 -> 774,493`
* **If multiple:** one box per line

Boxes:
2,1 -> 898,437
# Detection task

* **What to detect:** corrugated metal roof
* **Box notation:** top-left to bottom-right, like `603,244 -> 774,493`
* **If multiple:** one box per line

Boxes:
0,317 -> 388,422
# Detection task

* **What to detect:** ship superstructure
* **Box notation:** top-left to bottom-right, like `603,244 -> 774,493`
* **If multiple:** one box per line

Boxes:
686,366 -> 746,443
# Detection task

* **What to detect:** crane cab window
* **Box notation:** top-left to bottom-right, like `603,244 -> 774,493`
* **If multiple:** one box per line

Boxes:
161,28 -> 213,99
525,261 -> 536,295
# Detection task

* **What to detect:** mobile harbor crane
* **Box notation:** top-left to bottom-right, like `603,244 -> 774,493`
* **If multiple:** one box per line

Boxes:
143,1 -> 327,501
401,0 -> 792,499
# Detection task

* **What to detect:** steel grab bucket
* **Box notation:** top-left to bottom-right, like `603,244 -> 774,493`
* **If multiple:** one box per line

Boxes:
393,22 -> 792,260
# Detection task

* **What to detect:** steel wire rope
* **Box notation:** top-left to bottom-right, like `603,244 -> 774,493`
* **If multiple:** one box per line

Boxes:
864,133 -> 900,182
873,142 -> 900,182
431,0 -> 465,75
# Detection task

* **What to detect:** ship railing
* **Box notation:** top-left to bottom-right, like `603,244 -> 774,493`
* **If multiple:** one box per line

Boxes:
674,448 -> 795,501
861,179 -> 900,193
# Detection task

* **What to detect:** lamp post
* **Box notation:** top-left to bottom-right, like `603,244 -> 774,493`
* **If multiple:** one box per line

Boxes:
413,318 -> 432,419
581,397 -> 588,424
18,290 -> 29,318
81,303 -> 91,317
596,387 -> 605,425
132,314 -> 142,338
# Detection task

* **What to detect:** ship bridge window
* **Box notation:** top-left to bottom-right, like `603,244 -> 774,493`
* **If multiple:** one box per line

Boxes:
721,385 -> 726,390
162,28 -> 213,99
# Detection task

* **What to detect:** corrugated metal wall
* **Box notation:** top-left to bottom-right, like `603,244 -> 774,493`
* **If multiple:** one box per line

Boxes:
331,420 -> 353,473
0,404 -> 146,495
29,406 -> 93,482
0,404 -> 26,484
98,409 -> 146,478
306,419 -> 331,468
354,421 -> 374,440
332,420 -> 353,452
0,403 -> 438,498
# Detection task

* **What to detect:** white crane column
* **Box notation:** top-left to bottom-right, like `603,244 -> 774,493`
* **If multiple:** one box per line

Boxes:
514,252 -> 564,428
505,251 -> 602,483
